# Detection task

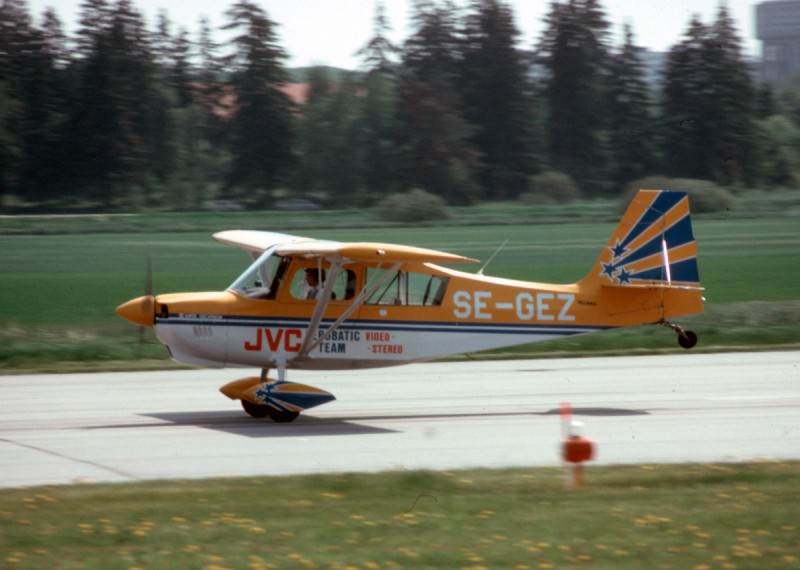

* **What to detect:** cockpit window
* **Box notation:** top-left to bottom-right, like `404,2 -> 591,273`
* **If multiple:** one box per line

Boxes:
288,265 -> 358,301
365,268 -> 448,306
229,250 -> 289,299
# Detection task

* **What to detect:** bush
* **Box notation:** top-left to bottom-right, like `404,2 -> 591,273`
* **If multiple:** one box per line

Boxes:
521,171 -> 581,204
668,178 -> 736,213
622,175 -> 673,197
374,188 -> 450,223
620,176 -> 736,214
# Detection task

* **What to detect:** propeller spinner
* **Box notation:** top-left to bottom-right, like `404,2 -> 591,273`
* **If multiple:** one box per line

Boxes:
116,258 -> 155,327
115,295 -> 156,327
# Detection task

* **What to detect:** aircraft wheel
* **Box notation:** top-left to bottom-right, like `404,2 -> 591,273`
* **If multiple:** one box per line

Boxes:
241,399 -> 269,418
267,409 -> 300,423
678,330 -> 698,350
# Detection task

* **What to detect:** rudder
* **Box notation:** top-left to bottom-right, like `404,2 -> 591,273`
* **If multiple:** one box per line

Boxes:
580,190 -> 701,289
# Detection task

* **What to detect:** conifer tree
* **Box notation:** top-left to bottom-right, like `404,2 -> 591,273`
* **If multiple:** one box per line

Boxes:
662,8 -> 757,185
537,0 -> 612,195
707,4 -> 758,184
293,72 -> 364,204
357,1 -> 399,75
357,1 -> 400,201
0,0 -> 33,206
223,0 -> 294,203
461,0 -> 537,199
607,24 -> 658,188
397,0 -> 481,204
661,17 -> 710,180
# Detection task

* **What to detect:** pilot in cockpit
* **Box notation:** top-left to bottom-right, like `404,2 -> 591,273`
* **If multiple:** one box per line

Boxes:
302,268 -> 326,299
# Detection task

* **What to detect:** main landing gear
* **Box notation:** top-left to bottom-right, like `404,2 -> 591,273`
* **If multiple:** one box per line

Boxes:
219,367 -> 336,423
240,399 -> 300,423
660,320 -> 698,349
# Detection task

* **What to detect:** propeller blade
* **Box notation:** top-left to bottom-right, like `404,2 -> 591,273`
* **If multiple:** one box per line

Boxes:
145,256 -> 153,297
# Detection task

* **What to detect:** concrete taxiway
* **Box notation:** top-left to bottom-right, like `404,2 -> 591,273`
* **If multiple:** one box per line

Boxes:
1,351 -> 798,488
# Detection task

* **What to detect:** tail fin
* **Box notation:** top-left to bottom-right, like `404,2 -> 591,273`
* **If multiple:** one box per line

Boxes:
581,190 -> 701,289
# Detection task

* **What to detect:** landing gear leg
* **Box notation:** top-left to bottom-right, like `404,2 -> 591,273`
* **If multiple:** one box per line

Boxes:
265,361 -> 300,422
659,320 -> 698,349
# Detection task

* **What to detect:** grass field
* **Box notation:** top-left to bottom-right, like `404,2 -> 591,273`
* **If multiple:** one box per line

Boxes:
1,196 -> 799,569
1,462 -> 798,569
1,210 -> 799,371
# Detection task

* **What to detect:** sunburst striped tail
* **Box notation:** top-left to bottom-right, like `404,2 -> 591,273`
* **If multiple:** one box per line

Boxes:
581,190 -> 702,290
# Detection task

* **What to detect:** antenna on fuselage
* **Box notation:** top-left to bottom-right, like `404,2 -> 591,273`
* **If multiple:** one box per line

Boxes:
477,239 -> 509,276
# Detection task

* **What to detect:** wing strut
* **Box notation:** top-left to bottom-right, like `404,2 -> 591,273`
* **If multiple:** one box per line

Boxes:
297,262 -> 402,358
296,261 -> 343,357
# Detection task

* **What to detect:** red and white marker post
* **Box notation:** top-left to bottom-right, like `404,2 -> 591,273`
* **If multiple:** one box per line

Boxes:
560,402 -> 595,488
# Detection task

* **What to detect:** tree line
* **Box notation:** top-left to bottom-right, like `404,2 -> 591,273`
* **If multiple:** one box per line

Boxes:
1,0 -> 799,212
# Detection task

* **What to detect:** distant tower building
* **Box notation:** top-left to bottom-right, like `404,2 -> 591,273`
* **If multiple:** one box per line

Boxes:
756,0 -> 800,81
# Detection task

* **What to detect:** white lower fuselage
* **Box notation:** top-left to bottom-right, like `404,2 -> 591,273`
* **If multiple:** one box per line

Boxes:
154,315 -> 602,370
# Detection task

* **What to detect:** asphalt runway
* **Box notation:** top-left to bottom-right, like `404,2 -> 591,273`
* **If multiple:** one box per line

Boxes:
1,351 -> 798,488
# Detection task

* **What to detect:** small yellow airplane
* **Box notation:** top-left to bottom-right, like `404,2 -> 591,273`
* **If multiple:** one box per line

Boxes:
117,189 -> 704,422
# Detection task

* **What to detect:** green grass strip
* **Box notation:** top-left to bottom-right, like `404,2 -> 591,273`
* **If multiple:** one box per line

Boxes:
1,462 -> 798,569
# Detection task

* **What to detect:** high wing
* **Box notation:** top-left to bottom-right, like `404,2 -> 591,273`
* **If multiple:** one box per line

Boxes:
214,229 -> 479,264
275,241 -> 478,264
214,229 -> 478,362
213,230 -> 311,258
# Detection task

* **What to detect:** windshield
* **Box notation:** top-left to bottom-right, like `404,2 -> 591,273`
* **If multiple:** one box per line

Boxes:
229,248 -> 289,299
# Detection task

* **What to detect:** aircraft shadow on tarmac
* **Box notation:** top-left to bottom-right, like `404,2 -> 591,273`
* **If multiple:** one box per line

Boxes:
137,411 -> 400,438
131,407 -> 651,438
535,407 -> 652,417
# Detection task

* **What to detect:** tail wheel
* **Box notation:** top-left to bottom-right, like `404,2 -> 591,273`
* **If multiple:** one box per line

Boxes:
241,400 -> 269,418
267,409 -> 300,423
678,330 -> 698,349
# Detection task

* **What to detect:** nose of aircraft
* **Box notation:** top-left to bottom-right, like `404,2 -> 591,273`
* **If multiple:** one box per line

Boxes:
115,295 -> 155,327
